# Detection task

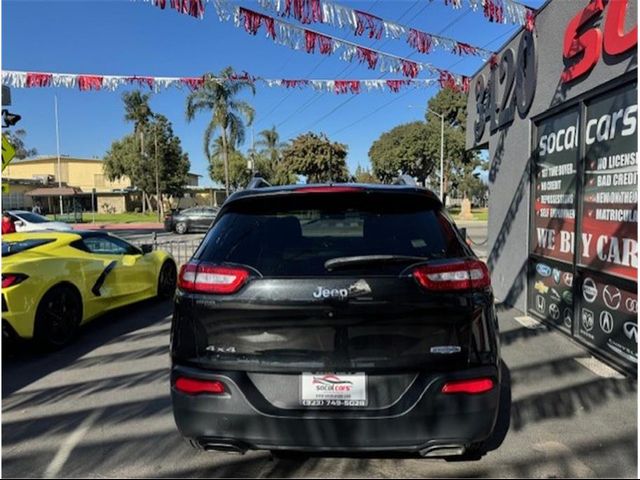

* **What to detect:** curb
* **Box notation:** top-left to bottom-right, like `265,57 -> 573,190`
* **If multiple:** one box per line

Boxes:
72,223 -> 164,231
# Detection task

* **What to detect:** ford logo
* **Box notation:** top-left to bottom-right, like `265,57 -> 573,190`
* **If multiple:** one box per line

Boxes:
536,263 -> 552,277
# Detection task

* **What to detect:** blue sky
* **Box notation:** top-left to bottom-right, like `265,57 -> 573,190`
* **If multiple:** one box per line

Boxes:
2,0 -> 544,187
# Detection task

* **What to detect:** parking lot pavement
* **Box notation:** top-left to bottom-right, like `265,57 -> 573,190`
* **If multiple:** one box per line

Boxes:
2,297 -> 636,478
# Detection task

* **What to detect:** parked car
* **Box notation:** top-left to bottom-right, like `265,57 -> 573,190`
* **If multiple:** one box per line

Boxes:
2,231 -> 177,349
7,210 -> 73,232
170,181 -> 505,460
164,207 -> 219,234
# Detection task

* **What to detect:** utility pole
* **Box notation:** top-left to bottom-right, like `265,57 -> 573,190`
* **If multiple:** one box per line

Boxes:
154,126 -> 161,222
54,95 -> 64,217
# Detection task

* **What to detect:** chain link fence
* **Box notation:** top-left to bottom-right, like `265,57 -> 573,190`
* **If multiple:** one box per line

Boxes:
132,233 -> 202,266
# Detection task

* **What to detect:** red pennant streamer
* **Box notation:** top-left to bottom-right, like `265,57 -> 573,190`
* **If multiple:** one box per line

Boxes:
282,80 -> 309,88
126,76 -> 155,89
356,47 -> 379,69
188,0 -> 204,19
230,71 -> 256,83
239,8 -> 276,38
386,80 -> 409,93
444,0 -> 462,6
334,80 -> 360,94
304,30 -> 333,54
438,70 -> 458,91
354,10 -> 384,39
154,0 -> 166,9
453,41 -> 479,56
407,29 -> 433,54
26,73 -> 53,88
283,0 -> 323,23
484,0 -> 505,24
181,77 -> 205,91
489,53 -> 500,69
461,76 -> 471,94
525,9 -> 535,31
401,60 -> 419,79
77,75 -> 103,91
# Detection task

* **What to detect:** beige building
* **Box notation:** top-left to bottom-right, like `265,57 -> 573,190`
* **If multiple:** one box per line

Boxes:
3,155 -> 131,192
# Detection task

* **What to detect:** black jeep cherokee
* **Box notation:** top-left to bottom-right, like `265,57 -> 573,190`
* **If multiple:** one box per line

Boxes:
170,182 -> 504,459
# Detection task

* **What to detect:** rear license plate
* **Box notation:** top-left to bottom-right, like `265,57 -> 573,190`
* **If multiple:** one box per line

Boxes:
300,373 -> 368,407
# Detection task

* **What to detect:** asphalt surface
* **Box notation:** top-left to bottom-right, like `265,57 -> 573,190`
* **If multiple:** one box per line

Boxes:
2,222 -> 637,478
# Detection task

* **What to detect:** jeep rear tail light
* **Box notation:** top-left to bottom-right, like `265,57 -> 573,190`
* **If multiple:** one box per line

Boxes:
2,274 -> 28,289
413,260 -> 490,291
174,376 -> 226,395
441,378 -> 494,395
178,262 -> 249,294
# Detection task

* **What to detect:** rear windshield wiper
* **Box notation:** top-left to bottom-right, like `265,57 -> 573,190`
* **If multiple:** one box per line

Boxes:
324,255 -> 439,271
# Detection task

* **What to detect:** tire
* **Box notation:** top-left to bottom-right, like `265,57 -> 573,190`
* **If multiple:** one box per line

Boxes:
175,222 -> 188,235
33,284 -> 82,350
157,260 -> 177,300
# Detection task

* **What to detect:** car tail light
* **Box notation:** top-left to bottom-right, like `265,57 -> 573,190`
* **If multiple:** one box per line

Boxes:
413,260 -> 490,291
441,378 -> 494,395
2,274 -> 28,289
178,262 -> 249,294
295,186 -> 364,194
174,376 -> 226,395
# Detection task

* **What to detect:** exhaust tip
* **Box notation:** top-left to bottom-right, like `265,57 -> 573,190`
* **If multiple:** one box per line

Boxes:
419,445 -> 466,458
200,441 -> 248,455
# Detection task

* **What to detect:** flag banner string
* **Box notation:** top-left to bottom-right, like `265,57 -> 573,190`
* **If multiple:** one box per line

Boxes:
2,70 -> 466,94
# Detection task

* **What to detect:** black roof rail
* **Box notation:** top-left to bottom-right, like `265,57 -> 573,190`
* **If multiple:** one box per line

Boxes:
246,177 -> 272,190
392,174 -> 418,187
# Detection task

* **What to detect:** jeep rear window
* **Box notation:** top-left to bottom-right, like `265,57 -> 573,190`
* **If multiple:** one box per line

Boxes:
2,239 -> 55,257
194,193 -> 467,276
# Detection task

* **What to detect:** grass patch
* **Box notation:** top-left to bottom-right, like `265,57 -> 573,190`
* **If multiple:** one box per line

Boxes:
446,207 -> 488,222
48,212 -> 161,224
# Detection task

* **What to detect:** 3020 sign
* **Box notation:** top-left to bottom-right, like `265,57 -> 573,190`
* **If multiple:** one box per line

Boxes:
474,30 -> 537,143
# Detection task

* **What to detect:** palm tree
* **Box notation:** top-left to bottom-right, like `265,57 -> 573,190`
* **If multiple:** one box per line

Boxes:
185,67 -> 255,195
122,91 -> 152,211
256,126 -> 287,166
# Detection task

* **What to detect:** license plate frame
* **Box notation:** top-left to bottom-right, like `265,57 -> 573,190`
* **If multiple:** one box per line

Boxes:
300,372 -> 368,408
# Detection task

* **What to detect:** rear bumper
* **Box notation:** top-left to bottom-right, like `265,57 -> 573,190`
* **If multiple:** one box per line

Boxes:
171,364 -> 501,453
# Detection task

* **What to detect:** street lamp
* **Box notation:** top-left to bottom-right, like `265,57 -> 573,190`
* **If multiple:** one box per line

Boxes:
408,105 -> 445,202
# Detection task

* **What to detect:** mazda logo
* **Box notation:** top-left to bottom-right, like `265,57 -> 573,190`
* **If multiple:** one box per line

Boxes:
603,285 -> 622,310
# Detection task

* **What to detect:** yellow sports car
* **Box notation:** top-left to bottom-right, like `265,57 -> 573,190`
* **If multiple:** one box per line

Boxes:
2,231 -> 177,349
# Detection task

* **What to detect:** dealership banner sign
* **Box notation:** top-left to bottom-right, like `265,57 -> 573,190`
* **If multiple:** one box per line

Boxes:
579,82 -> 637,281
529,81 -> 637,370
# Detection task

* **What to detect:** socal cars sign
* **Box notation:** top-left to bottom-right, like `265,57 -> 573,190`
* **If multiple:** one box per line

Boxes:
562,0 -> 637,83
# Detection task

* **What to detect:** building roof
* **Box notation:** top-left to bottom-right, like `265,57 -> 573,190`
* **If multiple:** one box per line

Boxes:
25,187 -> 84,197
12,155 -> 102,164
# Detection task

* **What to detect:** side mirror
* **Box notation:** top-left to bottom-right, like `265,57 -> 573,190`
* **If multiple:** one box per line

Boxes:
140,244 -> 153,254
14,220 -> 25,228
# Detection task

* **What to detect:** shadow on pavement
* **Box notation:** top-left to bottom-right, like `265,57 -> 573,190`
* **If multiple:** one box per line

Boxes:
2,298 -> 173,397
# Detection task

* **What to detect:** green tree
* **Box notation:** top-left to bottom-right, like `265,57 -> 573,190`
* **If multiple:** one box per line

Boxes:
104,114 -> 190,212
353,165 -> 379,183
256,125 -> 287,165
122,91 -> 153,211
185,67 -> 255,195
5,129 -> 37,159
208,137 -> 252,190
282,132 -> 348,183
368,122 -> 435,183
424,88 -> 483,203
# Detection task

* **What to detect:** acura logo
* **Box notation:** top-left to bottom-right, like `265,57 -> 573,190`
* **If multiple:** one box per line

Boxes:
603,285 -> 621,310
624,322 -> 638,343
599,311 -> 614,335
